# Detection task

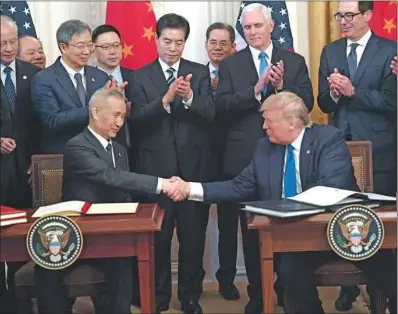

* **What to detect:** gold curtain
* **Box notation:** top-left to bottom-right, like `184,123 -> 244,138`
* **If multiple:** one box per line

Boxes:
309,1 -> 341,124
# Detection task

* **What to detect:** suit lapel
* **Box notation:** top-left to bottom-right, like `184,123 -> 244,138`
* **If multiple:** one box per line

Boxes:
85,66 -> 99,103
112,144 -> 127,170
150,59 -> 168,96
299,128 -> 314,189
241,46 -> 259,88
269,144 -> 284,199
54,57 -> 83,107
0,82 -> 13,121
353,34 -> 379,85
83,128 -> 111,163
336,38 -> 350,77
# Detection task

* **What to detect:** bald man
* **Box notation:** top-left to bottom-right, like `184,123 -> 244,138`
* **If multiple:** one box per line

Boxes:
18,35 -> 46,69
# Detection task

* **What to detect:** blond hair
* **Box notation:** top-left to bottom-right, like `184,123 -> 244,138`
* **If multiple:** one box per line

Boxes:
260,91 -> 312,127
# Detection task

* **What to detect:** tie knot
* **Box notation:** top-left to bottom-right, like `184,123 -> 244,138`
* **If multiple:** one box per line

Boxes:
212,69 -> 219,77
108,74 -> 114,81
259,52 -> 268,60
287,144 -> 294,154
106,142 -> 112,151
350,43 -> 359,52
166,67 -> 175,75
3,66 -> 12,75
74,72 -> 83,82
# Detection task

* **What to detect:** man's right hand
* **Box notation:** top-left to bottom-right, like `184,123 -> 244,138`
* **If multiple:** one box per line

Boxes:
0,137 -> 16,154
162,78 -> 181,107
254,68 -> 271,95
161,176 -> 190,201
327,68 -> 341,99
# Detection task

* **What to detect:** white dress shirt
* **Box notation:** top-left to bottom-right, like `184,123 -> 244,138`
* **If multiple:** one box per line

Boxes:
87,126 -> 163,194
208,62 -> 218,79
330,29 -> 372,103
249,41 -> 273,102
158,57 -> 193,113
60,57 -> 86,90
188,128 -> 306,202
1,60 -> 17,93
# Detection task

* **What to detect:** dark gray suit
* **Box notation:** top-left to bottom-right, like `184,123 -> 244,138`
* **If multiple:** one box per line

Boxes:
318,32 -> 397,196
214,43 -> 314,289
34,128 -> 160,314
201,125 -> 396,312
32,57 -> 108,153
130,58 -> 215,307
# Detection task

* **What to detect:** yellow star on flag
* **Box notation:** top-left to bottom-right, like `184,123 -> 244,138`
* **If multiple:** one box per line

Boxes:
383,18 -> 396,34
142,25 -> 155,42
122,42 -> 133,59
146,2 -> 153,12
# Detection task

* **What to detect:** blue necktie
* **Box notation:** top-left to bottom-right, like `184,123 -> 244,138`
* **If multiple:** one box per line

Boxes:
166,68 -> 176,86
259,51 -> 268,96
347,43 -> 359,81
284,144 -> 297,197
74,73 -> 86,106
3,66 -> 16,114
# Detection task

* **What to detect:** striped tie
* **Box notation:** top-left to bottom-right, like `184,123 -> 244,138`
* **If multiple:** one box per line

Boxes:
166,68 -> 176,86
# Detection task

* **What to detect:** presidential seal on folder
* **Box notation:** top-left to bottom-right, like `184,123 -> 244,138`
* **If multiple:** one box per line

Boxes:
27,215 -> 83,270
327,205 -> 384,261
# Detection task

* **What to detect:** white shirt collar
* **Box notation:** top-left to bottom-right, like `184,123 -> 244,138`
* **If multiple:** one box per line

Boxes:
249,41 -> 273,62
158,57 -> 180,74
1,59 -> 16,73
347,28 -> 372,48
290,128 -> 306,152
60,56 -> 85,77
87,126 -> 112,150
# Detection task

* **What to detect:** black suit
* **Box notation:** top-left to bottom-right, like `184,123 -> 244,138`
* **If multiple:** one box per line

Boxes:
130,58 -> 216,306
214,44 -> 314,289
318,32 -> 397,196
201,125 -> 396,313
32,57 -> 108,153
34,128 -> 160,314
0,59 -> 40,314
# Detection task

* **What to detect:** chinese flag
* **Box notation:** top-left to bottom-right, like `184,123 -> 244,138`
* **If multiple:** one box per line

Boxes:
368,1 -> 397,41
105,1 -> 158,70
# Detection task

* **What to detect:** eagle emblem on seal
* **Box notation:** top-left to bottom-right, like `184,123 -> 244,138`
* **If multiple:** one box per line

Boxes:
38,228 -> 75,262
337,218 -> 376,253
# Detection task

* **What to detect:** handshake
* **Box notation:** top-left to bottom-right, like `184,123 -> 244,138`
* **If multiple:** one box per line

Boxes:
161,177 -> 190,201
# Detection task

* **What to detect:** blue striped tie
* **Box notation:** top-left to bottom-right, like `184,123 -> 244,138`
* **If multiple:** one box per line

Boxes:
4,66 -> 16,114
284,144 -> 297,197
259,52 -> 268,96
166,68 -> 176,86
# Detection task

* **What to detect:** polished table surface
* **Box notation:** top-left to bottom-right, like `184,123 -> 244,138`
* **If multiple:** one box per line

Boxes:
248,204 -> 397,313
0,203 -> 164,314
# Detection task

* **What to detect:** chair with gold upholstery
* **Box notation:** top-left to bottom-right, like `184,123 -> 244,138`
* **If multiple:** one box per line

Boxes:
14,154 -> 106,313
284,141 -> 388,313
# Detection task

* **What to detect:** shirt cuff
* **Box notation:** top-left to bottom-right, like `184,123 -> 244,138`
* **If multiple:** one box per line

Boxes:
330,91 -> 341,103
188,182 -> 204,202
182,93 -> 193,109
156,178 -> 163,194
255,91 -> 261,102
163,105 -> 171,114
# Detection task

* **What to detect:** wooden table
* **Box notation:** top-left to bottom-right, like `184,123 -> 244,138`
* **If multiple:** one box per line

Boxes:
248,205 -> 397,313
0,203 -> 164,314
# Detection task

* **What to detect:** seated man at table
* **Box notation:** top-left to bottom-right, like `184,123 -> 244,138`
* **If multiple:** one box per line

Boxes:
34,87 -> 179,314
164,91 -> 397,314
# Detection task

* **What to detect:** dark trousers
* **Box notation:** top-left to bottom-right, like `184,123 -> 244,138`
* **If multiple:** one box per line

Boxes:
34,258 -> 133,314
155,197 -> 209,306
276,250 -> 397,313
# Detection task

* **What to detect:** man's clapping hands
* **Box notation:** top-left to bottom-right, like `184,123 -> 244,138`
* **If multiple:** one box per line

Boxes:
161,177 -> 190,201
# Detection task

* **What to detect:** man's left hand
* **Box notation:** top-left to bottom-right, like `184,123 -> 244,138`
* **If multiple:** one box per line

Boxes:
176,74 -> 193,101
329,73 -> 354,97
269,60 -> 284,90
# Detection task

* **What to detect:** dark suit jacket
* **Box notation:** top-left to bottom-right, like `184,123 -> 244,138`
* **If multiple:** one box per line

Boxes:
202,124 -> 357,203
318,33 -> 397,195
216,44 -> 314,176
130,58 -> 216,181
62,128 -> 159,203
32,57 -> 108,154
1,59 -> 41,199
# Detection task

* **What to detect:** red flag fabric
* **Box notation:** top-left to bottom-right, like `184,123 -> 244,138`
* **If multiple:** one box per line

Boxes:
369,1 -> 397,41
105,1 -> 158,70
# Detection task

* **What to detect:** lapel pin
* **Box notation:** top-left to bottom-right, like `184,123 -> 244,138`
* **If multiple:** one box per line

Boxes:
92,78 -> 95,82
118,153 -> 121,157
306,150 -> 310,154
23,75 -> 27,79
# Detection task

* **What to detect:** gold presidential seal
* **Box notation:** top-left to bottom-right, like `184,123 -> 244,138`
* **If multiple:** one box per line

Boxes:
327,204 -> 384,261
26,215 -> 83,270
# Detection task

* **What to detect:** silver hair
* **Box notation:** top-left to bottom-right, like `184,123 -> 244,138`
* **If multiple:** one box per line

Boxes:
0,15 -> 18,32
241,3 -> 272,23
56,19 -> 91,48
89,87 -> 126,111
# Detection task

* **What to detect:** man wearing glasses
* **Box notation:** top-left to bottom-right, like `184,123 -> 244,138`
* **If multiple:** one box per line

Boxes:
318,2 -> 397,310
92,25 -> 133,152
32,20 -> 122,154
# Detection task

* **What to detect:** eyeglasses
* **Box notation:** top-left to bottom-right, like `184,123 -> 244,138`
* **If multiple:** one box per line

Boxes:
334,12 -> 362,21
67,42 -> 94,51
207,41 -> 232,49
95,43 -> 122,51
0,38 -> 18,48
